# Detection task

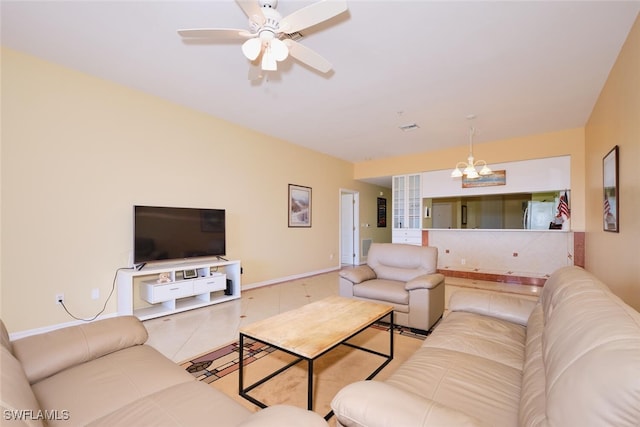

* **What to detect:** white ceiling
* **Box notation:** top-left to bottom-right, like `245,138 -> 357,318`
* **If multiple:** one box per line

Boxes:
2,1 -> 639,180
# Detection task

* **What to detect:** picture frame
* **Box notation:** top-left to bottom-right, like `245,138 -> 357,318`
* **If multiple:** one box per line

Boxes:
462,170 -> 506,188
288,184 -> 312,228
377,197 -> 387,227
603,145 -> 619,232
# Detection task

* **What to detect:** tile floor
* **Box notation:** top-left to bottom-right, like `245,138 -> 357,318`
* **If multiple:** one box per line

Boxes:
144,269 -> 540,363
144,271 -> 341,363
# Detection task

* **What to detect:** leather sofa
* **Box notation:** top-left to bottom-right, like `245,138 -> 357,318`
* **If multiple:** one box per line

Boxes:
339,243 -> 445,331
1,316 -> 328,427
331,266 -> 640,426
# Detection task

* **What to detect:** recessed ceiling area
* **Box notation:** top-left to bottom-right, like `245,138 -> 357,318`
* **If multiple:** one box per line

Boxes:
2,1 -> 638,168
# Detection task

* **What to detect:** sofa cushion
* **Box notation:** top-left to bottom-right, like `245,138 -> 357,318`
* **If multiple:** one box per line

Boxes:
519,305 -> 546,426
332,380 -> 487,427
423,311 -> 527,371
339,265 -> 377,284
0,346 -> 44,427
537,266 -> 640,426
31,344 -> 194,426
353,279 -> 409,306
367,244 -> 437,282
1,319 -> 13,354
386,347 -> 522,427
86,381 -> 250,427
13,316 -> 148,384
449,289 -> 537,326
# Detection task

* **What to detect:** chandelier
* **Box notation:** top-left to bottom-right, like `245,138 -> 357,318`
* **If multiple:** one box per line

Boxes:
451,126 -> 492,179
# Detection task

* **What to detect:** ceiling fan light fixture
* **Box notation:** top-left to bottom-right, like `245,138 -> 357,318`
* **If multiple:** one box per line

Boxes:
178,0 -> 348,77
270,38 -> 289,61
261,50 -> 277,71
242,38 -> 262,61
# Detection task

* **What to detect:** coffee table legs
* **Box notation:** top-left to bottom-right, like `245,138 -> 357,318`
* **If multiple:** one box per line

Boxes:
238,313 -> 394,419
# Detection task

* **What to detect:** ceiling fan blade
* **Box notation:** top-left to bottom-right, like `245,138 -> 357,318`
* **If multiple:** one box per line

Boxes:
283,39 -> 332,73
235,0 -> 263,22
280,0 -> 348,34
177,28 -> 252,40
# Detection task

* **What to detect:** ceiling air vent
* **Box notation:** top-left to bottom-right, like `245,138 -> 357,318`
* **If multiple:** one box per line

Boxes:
399,123 -> 420,132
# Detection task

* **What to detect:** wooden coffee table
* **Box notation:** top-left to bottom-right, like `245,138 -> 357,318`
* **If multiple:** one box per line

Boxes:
238,295 -> 394,419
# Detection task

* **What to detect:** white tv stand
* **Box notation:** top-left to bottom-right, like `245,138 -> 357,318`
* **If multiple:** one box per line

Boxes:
116,258 -> 241,321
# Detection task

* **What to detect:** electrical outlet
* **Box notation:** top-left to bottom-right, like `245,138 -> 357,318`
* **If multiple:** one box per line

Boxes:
56,293 -> 64,305
461,258 -> 466,265
91,288 -> 100,300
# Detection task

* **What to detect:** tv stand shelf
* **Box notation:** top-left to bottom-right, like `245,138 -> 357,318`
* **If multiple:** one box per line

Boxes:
117,258 -> 241,321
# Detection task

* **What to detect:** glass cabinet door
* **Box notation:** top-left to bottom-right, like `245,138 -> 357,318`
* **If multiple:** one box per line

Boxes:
393,174 -> 421,229
393,175 -> 405,228
407,174 -> 421,228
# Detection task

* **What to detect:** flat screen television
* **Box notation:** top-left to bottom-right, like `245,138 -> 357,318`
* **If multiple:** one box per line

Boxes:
134,205 -> 226,264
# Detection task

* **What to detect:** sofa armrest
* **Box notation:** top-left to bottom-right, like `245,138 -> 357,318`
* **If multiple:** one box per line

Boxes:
12,316 -> 148,384
339,265 -> 376,284
449,289 -> 538,326
332,381 -> 486,427
238,405 -> 328,427
405,273 -> 445,290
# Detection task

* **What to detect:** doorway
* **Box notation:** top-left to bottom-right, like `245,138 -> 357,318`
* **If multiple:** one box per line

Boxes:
340,190 -> 360,265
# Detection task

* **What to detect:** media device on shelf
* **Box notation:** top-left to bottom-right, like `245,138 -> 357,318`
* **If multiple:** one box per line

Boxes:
134,205 -> 226,265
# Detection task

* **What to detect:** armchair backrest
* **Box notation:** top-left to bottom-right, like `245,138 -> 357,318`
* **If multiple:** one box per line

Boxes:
367,243 -> 438,282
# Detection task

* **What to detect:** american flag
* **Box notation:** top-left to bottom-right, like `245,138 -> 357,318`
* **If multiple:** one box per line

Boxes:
557,191 -> 570,219
604,196 -> 611,217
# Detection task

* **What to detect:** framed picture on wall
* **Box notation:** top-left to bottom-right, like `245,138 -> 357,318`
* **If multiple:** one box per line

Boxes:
288,184 -> 312,227
377,197 -> 387,227
603,145 -> 619,232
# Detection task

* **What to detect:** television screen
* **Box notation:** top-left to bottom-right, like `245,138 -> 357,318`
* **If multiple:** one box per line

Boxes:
134,206 -> 225,264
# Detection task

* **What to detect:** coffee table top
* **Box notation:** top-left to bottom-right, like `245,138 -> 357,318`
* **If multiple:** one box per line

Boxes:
239,295 -> 393,359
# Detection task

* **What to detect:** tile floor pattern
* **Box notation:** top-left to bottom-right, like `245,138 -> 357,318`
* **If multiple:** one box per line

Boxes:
144,271 -> 341,363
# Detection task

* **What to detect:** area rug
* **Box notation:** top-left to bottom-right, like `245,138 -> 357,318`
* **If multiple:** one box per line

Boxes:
180,323 -> 428,420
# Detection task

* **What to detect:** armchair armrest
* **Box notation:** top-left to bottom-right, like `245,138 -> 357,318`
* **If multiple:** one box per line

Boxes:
449,289 -> 538,326
12,316 -> 148,384
238,405 -> 328,427
331,381 -> 486,427
339,265 -> 376,284
406,273 -> 445,291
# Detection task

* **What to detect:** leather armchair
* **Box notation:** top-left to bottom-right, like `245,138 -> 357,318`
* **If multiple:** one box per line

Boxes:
339,243 -> 445,331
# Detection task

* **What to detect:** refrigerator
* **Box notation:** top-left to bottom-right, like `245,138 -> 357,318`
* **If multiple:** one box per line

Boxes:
523,201 -> 556,229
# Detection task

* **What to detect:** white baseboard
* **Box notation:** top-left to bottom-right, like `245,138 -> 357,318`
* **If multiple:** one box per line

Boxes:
242,266 -> 340,291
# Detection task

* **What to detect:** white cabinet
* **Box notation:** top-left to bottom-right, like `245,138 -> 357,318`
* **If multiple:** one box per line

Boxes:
117,259 -> 241,320
392,229 -> 422,245
392,174 -> 422,245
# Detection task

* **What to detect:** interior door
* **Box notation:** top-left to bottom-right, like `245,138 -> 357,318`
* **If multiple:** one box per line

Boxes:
432,202 -> 453,229
341,192 -> 355,265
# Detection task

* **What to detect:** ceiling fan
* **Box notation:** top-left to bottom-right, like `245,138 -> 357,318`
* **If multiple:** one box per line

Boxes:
178,0 -> 348,79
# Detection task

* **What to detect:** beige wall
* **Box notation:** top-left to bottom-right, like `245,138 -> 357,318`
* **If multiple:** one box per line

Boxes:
584,15 -> 640,311
0,48 -> 391,333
